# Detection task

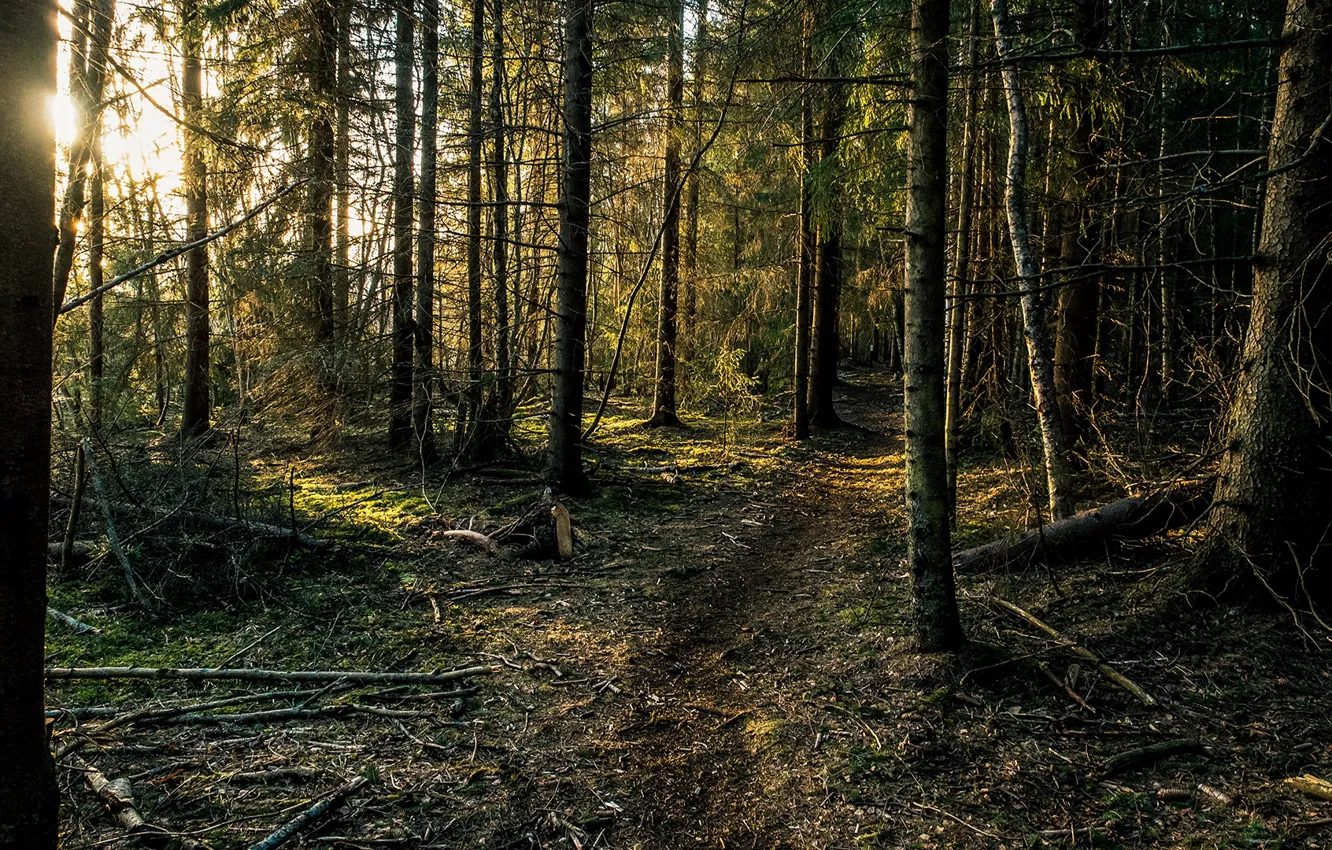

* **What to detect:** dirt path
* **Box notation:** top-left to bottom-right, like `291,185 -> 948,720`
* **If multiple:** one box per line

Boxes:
489,373 -> 908,849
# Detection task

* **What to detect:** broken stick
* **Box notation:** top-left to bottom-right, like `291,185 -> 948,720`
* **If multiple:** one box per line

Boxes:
69,754 -> 207,850
991,598 -> 1157,707
246,776 -> 368,850
46,664 -> 497,686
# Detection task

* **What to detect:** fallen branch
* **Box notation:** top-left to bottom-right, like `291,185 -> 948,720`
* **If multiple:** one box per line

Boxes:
68,754 -> 207,850
153,704 -> 425,726
437,529 -> 499,552
1284,774 -> 1332,802
448,582 -> 590,601
46,665 -> 497,686
48,607 -> 101,634
247,776 -> 368,850
82,438 -> 152,609
991,598 -> 1157,707
1103,738 -> 1207,776
955,482 -> 1211,573
51,495 -> 329,549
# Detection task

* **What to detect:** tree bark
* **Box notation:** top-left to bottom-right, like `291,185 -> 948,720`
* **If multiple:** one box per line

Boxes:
904,0 -> 964,652
809,75 -> 846,428
0,3 -> 62,843
388,3 -> 415,452
1199,0 -> 1332,604
945,0 -> 981,515
464,0 -> 486,449
333,0 -> 351,345
51,0 -> 92,318
309,0 -> 336,350
648,0 -> 685,428
547,0 -> 595,494
180,0 -> 211,439
87,0 -> 115,428
792,4 -> 814,440
492,0 -> 512,428
414,0 -> 439,462
990,0 -> 1076,520
682,0 -> 708,353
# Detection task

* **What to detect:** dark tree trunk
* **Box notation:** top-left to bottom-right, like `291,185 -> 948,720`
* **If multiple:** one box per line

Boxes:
388,3 -> 415,451
52,0 -> 91,317
180,0 -> 212,439
334,0 -> 351,344
809,72 -> 846,428
492,0 -> 512,427
547,0 -> 595,493
309,0 -> 336,349
792,4 -> 814,440
904,0 -> 964,652
945,0 -> 980,515
414,0 -> 439,461
648,0 -> 685,428
1199,0 -> 1332,605
464,0 -> 486,448
87,0 -> 115,427
0,4 -> 61,843
682,0 -> 708,354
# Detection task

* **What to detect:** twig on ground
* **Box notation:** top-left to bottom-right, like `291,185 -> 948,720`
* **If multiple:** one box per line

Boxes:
246,776 -> 369,850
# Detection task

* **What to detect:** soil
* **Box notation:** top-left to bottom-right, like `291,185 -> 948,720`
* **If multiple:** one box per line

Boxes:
48,371 -> 1332,849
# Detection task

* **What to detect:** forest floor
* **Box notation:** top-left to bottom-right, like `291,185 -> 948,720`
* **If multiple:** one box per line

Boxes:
48,369 -> 1332,849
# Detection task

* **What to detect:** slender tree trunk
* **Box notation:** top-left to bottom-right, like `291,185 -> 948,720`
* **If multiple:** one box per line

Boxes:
809,72 -> 846,428
682,0 -> 708,354
547,0 -> 595,493
414,0 -> 439,461
463,0 -> 487,451
334,0 -> 351,346
180,0 -> 212,439
1052,0 -> 1106,443
309,0 -> 336,350
792,4 -> 814,440
648,0 -> 685,428
87,0 -> 115,428
0,4 -> 61,843
388,3 -> 415,451
990,0 -> 1076,520
492,0 -> 512,427
945,0 -> 980,515
1199,0 -> 1332,603
905,0 -> 964,652
52,0 -> 92,317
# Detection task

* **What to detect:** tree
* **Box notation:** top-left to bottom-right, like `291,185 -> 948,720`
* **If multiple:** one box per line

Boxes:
647,0 -> 686,428
87,0 -> 116,427
52,0 -> 93,317
791,4 -> 814,440
0,2 -> 61,844
180,0 -> 212,438
414,0 -> 439,462
548,0 -> 596,493
388,2 -> 415,452
809,17 -> 847,429
681,0 -> 709,350
990,0 -> 1076,520
308,0 -> 337,350
1199,0 -> 1332,605
491,0 -> 513,428
904,0 -> 964,652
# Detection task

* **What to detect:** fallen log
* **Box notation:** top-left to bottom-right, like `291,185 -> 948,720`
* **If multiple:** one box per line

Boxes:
247,776 -> 368,850
954,481 -> 1211,573
48,607 -> 101,634
46,664 -> 497,686
51,494 -> 328,549
1103,738 -> 1207,776
69,754 -> 208,850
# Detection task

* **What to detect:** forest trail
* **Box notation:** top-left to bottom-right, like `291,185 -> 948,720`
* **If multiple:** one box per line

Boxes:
490,373 -> 911,849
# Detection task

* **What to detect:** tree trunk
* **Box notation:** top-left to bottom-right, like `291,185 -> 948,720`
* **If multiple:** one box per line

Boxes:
945,0 -> 980,515
180,0 -> 212,439
414,0 -> 439,461
309,0 -> 336,350
334,0 -> 351,345
0,4 -> 62,843
648,0 -> 685,428
464,0 -> 486,449
792,4 -> 814,440
809,72 -> 846,428
52,0 -> 92,318
682,0 -> 708,354
87,0 -> 115,428
492,0 -> 512,428
388,3 -> 415,452
1052,0 -> 1107,443
547,0 -> 595,494
990,0 -> 1076,520
904,0 -> 964,652
1199,0 -> 1332,605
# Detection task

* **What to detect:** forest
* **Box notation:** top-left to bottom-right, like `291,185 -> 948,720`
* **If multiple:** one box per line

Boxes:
0,0 -> 1329,846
